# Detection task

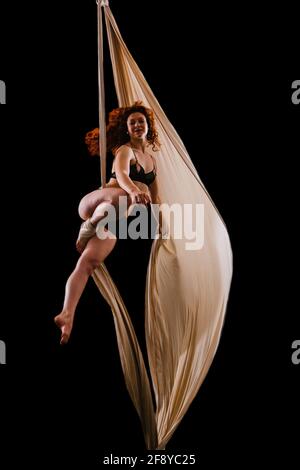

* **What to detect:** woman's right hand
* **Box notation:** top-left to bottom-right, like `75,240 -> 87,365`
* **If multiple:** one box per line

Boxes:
129,188 -> 151,205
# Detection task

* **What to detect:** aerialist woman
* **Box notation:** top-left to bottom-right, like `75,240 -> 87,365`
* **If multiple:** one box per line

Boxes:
54,102 -> 161,344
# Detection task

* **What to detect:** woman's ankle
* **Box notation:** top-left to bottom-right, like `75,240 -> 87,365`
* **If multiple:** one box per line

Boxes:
58,308 -> 73,319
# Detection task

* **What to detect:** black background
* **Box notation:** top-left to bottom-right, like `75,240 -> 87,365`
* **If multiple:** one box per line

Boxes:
0,1 -> 299,467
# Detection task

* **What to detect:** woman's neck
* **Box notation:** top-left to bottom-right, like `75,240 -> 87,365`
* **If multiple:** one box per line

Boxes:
130,137 -> 147,153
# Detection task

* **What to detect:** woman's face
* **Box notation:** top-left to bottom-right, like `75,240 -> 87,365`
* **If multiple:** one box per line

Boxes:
127,112 -> 148,140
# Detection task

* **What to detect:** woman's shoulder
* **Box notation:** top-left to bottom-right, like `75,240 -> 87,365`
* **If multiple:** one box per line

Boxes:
114,143 -> 132,157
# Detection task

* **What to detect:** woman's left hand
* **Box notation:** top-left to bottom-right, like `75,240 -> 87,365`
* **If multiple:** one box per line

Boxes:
129,188 -> 151,205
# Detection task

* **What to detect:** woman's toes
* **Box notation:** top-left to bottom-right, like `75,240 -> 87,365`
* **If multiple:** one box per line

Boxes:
60,331 -> 69,345
54,312 -> 73,345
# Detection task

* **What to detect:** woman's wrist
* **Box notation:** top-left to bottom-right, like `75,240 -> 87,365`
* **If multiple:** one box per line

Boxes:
128,186 -> 139,194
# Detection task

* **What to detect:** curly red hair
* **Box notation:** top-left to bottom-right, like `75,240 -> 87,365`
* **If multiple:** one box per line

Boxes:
85,102 -> 160,156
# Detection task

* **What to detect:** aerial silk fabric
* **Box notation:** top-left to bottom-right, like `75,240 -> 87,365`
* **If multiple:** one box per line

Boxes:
92,2 -> 233,450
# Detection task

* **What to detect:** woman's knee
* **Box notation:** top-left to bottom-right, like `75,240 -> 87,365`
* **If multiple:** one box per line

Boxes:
78,194 -> 91,220
77,254 -> 101,275
78,190 -> 114,220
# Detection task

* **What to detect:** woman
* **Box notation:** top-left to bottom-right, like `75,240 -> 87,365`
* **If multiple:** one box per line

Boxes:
54,102 -> 161,345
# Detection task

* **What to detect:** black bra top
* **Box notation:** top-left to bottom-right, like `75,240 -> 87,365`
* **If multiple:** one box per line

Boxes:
111,147 -> 156,186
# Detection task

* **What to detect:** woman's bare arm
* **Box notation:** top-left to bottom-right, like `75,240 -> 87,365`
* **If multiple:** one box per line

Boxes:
114,146 -> 140,193
114,145 -> 151,204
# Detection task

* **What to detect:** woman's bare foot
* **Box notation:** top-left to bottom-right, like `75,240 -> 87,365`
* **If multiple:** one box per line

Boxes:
54,310 -> 74,345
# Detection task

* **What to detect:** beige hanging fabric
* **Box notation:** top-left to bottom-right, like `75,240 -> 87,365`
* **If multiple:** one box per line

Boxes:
97,2 -> 107,187
92,2 -> 233,450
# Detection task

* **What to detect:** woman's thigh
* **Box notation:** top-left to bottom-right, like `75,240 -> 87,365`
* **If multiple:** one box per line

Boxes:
78,187 -> 129,220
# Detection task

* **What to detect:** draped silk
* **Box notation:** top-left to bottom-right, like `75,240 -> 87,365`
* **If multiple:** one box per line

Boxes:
92,2 -> 233,450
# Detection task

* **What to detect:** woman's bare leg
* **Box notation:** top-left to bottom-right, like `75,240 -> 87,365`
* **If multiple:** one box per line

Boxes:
76,187 -> 131,253
78,187 -> 129,221
77,181 -> 149,227
54,233 -> 117,344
